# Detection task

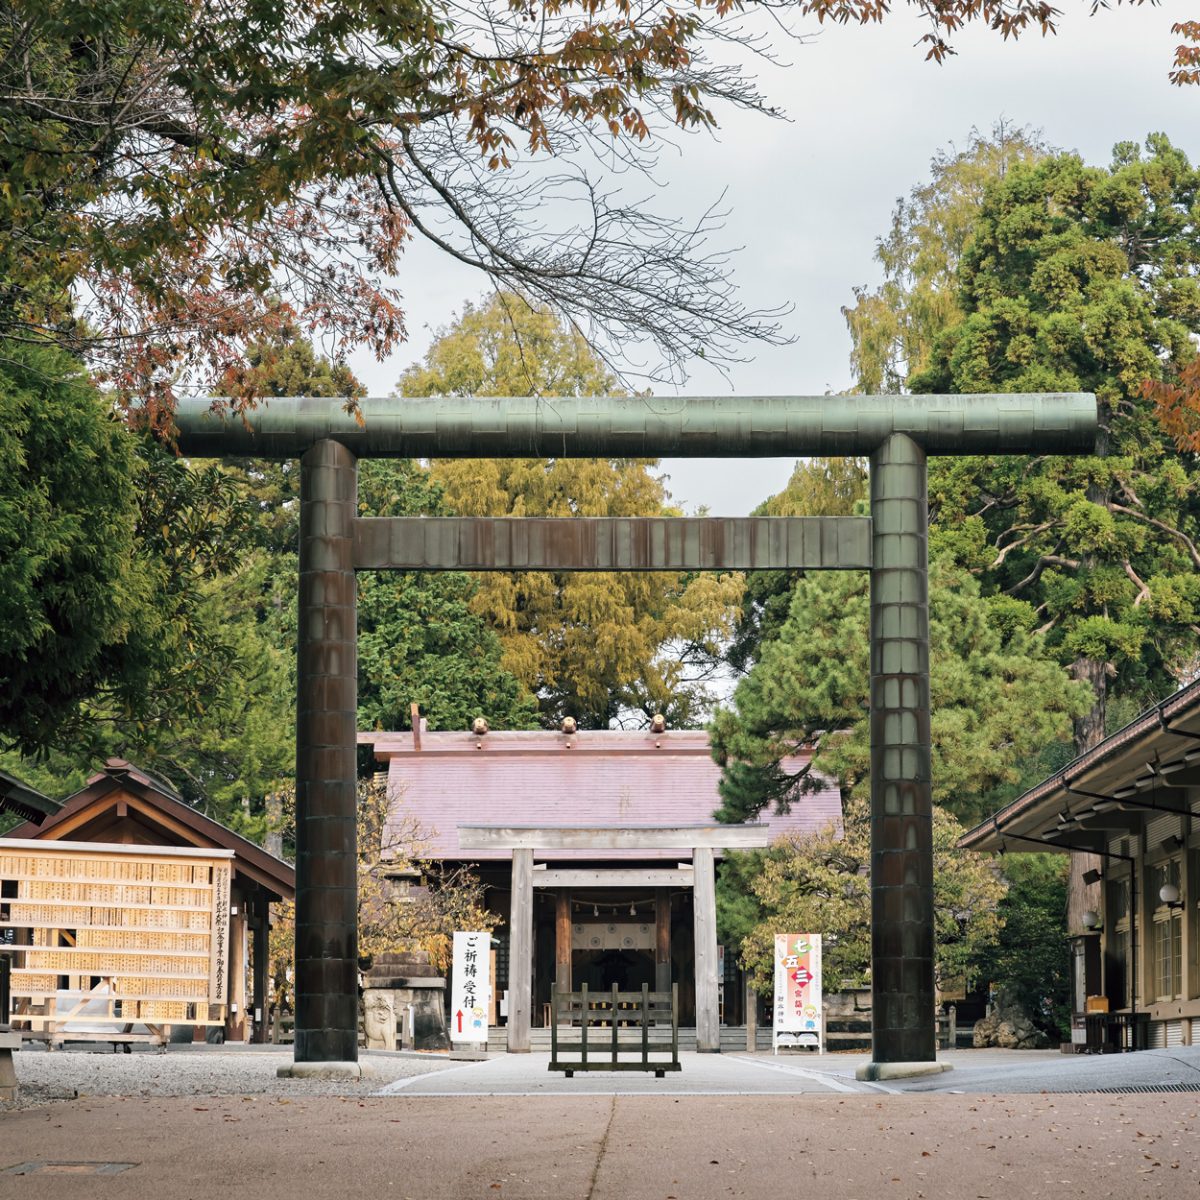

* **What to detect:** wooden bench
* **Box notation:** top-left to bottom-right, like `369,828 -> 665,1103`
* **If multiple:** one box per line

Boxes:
549,983 -> 680,1078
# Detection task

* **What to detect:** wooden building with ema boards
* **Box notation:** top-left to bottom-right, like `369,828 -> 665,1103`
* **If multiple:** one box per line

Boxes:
1,760 -> 294,1045
961,679 -> 1200,1052
365,725 -> 842,1050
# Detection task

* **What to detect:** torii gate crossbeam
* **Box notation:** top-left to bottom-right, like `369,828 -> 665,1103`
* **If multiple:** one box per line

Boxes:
172,393 -> 1096,1079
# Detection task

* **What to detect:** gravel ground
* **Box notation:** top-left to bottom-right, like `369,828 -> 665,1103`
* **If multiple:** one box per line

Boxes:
0,1044 -> 463,1110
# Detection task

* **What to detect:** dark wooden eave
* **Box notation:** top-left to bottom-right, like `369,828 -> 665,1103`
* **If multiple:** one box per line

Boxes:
0,769 -> 62,825
960,678 -> 1200,853
5,759 -> 294,901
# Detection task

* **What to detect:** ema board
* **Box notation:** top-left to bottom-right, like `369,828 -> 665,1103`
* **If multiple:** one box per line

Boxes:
0,839 -> 233,1045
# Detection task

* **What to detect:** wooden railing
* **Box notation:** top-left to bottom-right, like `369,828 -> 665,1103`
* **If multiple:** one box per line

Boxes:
549,983 -> 680,1078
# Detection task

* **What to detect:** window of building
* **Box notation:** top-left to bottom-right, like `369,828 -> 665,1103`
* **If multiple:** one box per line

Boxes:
1152,857 -> 1183,1003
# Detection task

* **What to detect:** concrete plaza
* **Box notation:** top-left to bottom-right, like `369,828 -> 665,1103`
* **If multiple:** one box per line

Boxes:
2,1046 -> 1199,1198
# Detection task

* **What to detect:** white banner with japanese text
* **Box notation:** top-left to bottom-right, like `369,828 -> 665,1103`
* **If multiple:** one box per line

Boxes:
450,931 -> 490,1043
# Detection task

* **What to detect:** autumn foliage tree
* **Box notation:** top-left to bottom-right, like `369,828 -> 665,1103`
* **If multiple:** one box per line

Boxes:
269,779 -> 499,1017
4,1 -> 1183,413
398,295 -> 744,727
1,0 -> 794,411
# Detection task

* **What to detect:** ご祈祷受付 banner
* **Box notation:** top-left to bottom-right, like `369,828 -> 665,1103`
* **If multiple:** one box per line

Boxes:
450,931 -> 490,1043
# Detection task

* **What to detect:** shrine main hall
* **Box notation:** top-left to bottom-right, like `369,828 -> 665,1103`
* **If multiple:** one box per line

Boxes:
363,722 -> 841,1051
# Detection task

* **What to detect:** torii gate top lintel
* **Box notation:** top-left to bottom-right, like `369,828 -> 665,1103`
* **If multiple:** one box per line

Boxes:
172,393 -> 1097,459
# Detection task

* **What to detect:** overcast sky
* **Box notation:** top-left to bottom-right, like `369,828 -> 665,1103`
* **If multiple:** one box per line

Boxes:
347,6 -> 1192,516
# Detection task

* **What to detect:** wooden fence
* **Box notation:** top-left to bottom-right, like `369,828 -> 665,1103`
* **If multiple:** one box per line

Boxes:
549,982 -> 680,1078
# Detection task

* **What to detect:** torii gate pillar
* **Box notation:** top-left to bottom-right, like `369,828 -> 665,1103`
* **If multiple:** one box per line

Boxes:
868,434 -> 935,1065
292,439 -> 360,1069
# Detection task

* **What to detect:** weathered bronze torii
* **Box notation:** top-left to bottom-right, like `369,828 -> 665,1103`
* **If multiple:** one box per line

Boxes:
173,393 -> 1096,1078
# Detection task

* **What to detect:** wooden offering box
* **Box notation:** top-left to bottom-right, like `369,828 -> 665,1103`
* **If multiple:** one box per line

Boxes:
0,838 -> 233,1045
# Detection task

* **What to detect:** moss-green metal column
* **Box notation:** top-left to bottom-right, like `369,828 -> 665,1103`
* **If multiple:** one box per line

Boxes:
295,439 -> 359,1064
869,433 -> 936,1066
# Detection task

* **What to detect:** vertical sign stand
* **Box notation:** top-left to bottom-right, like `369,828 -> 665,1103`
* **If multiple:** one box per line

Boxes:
773,933 -> 823,1054
451,931 -> 491,1057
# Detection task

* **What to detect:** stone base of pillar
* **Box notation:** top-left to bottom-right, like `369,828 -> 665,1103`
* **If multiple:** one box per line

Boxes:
854,1060 -> 951,1082
0,1028 -> 20,1097
277,1060 -> 376,1081
0,1049 -> 17,1101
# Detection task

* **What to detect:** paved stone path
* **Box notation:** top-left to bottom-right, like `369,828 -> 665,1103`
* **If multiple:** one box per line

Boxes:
788,1045 -> 1200,1095
2,1089 -> 1197,1199
376,1051 -> 863,1096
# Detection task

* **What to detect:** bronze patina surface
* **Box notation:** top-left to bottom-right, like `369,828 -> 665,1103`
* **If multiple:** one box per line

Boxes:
295,439 -> 359,1064
172,393 -> 1096,458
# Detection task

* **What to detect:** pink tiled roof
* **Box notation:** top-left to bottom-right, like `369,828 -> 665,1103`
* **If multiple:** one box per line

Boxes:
363,728 -> 843,861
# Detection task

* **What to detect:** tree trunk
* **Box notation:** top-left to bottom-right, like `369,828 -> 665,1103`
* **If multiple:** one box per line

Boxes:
1066,656 -> 1107,938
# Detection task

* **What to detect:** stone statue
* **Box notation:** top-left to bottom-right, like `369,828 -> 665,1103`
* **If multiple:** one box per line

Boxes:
363,989 -> 396,1051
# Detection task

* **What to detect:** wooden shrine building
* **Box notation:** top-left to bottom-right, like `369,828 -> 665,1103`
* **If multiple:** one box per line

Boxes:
962,679 -> 1200,1051
364,725 -> 842,1051
1,759 -> 294,1043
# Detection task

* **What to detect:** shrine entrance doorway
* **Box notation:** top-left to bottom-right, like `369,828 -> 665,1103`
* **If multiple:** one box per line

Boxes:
575,949 -> 655,995
460,823 -> 771,1051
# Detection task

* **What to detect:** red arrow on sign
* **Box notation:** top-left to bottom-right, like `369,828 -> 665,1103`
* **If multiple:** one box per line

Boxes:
456,1009 -> 463,1033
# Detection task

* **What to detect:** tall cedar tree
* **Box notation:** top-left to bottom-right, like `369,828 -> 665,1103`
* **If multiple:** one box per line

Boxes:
842,124 -> 1051,395
853,134 -> 1200,932
398,294 -> 743,728
4,330 -> 535,825
0,341 -> 153,751
710,558 -> 1088,828
912,137 -> 1200,749
0,339 -> 264,764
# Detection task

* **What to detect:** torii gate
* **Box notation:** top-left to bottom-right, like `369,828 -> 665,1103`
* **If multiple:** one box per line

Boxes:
173,392 -> 1096,1079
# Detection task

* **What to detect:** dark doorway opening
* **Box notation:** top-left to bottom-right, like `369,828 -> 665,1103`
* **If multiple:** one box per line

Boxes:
574,949 -> 654,993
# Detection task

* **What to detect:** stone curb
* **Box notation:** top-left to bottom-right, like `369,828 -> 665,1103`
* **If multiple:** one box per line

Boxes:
276,1061 -> 376,1081
854,1060 -> 953,1082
